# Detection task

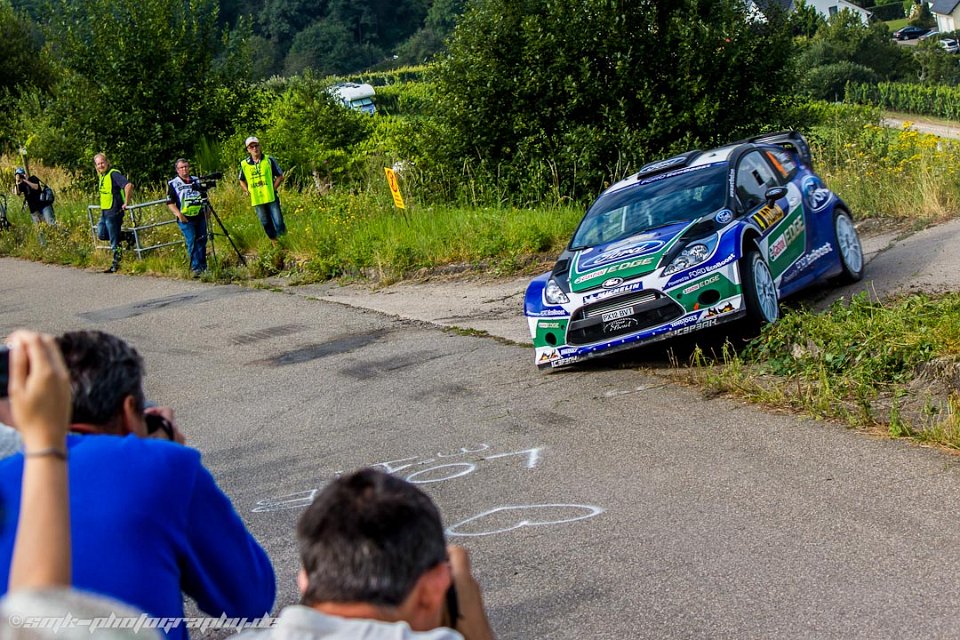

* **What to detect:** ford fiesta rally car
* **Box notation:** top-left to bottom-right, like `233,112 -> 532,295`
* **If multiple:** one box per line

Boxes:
525,131 -> 864,370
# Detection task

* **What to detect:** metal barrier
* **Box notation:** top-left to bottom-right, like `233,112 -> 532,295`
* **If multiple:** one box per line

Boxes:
87,199 -> 183,259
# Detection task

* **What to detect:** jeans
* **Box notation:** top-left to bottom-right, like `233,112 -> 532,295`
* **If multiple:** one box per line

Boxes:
253,200 -> 286,240
30,205 -> 56,225
101,211 -> 124,265
178,214 -> 208,273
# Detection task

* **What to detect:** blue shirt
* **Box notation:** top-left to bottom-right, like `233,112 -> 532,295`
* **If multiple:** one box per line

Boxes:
0,434 -> 276,639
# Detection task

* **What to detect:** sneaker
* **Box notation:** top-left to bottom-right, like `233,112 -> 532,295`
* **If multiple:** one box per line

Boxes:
105,264 -> 119,273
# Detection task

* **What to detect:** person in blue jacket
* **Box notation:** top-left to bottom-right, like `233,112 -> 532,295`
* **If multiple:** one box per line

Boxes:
0,330 -> 276,638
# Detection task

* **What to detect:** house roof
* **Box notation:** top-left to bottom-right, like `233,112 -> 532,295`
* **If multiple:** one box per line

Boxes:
932,0 -> 960,16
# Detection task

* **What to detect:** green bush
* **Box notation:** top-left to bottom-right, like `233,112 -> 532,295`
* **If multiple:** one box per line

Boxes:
802,62 -> 879,100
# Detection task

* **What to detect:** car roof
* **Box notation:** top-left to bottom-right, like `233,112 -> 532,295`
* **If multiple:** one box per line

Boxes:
604,144 -> 738,194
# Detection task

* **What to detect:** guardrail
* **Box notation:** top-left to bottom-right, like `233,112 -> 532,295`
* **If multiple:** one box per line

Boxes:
87,199 -> 183,259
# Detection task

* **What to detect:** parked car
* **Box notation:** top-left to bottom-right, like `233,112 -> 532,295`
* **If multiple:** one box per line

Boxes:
893,25 -> 930,40
524,131 -> 865,370
918,29 -> 940,40
940,38 -> 959,53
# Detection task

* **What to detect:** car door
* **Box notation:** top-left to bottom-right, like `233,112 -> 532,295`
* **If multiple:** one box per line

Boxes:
735,150 -> 805,284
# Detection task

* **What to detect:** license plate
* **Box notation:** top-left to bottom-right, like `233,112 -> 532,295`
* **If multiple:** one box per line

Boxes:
602,308 -> 632,322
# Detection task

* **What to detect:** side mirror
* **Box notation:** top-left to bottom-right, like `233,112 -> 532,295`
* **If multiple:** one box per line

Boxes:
764,186 -> 787,204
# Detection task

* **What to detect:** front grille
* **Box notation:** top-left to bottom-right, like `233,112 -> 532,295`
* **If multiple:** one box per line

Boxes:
566,290 -> 684,345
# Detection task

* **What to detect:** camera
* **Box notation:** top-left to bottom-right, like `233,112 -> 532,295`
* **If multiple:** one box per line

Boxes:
191,172 -> 223,193
0,345 -> 9,399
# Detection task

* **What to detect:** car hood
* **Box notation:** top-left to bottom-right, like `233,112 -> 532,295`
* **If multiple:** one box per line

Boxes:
567,221 -> 691,293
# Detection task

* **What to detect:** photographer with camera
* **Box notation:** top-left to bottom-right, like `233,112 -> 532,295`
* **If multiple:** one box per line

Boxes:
94,153 -> 133,274
167,158 -> 208,276
238,468 -> 496,640
13,167 -> 56,226
0,330 -> 276,639
239,136 -> 287,242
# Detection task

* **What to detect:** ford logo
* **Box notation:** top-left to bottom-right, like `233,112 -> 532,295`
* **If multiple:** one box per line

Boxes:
602,277 -> 624,289
715,209 -> 733,225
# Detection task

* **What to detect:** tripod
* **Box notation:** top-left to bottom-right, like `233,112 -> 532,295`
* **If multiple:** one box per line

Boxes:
202,198 -> 246,267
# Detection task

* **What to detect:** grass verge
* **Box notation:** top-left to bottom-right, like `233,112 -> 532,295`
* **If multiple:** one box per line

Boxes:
678,292 -> 960,450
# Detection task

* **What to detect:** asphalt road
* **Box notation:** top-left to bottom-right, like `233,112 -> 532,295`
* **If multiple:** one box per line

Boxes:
4,250 -> 960,638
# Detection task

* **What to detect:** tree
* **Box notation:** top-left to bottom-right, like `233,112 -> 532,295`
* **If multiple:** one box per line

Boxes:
0,1 -> 49,94
420,0 -> 799,203
22,0 -> 255,180
797,10 -> 914,95
283,19 -> 381,76
790,0 -> 825,39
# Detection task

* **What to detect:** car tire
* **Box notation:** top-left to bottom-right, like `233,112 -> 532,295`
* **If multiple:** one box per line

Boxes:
740,248 -> 779,326
832,209 -> 864,284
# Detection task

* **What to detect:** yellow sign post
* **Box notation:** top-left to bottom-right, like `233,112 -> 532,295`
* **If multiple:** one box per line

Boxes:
384,167 -> 405,209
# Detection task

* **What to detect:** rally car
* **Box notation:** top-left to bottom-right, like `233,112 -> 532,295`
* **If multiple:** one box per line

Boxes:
525,131 -> 864,370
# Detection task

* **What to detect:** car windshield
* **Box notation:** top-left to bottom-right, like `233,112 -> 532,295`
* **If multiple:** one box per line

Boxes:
570,163 -> 727,250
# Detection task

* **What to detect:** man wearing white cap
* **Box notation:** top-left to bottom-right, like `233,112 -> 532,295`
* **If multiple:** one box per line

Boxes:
238,136 -> 287,240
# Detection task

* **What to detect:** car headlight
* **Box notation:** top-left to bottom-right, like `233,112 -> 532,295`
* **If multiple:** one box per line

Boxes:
544,278 -> 570,305
662,235 -> 718,276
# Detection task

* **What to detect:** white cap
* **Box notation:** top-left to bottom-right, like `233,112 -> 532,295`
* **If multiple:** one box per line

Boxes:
244,136 -> 259,148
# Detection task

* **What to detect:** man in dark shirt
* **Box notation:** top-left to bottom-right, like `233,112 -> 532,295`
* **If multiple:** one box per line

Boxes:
14,168 -> 56,226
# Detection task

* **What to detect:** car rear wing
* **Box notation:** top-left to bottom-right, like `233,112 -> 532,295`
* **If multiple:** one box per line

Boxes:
738,131 -> 814,170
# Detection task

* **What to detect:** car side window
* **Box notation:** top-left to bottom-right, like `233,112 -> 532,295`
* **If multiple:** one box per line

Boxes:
735,151 -> 779,211
764,148 -> 798,183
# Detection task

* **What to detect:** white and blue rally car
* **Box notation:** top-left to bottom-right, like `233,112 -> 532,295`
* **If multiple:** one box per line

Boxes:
524,131 -> 864,370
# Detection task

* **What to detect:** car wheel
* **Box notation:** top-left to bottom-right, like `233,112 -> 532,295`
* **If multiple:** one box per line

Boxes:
832,209 -> 864,284
741,249 -> 779,326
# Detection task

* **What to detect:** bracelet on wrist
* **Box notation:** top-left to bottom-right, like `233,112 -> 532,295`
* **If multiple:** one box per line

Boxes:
23,447 -> 68,461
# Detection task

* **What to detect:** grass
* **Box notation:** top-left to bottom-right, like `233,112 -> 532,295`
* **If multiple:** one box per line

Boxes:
0,169 -> 582,282
680,293 -> 960,451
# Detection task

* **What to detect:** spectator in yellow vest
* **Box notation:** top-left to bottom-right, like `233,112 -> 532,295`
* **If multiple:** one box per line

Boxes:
94,153 -> 133,273
238,137 -> 286,241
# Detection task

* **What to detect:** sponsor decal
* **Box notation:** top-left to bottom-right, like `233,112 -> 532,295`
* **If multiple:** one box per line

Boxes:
573,256 -> 658,285
673,318 -> 719,336
638,164 -> 716,186
580,240 -> 665,270
769,218 -> 804,262
669,313 -> 702,329
792,242 -> 833,273
664,253 -> 737,289
705,302 -> 735,317
582,282 -> 643,305
551,356 -> 582,368
681,273 -> 721,296
603,317 -> 639,333
602,277 -> 624,289
531,308 -> 568,317
728,169 -> 736,198
685,253 -> 735,280
715,209 -> 733,225
751,203 -> 785,231
538,321 -> 562,329
802,176 -> 833,212
538,350 -> 558,363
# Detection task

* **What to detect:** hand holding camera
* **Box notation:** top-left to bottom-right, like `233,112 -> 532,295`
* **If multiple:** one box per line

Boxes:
447,545 -> 496,640
3,331 -> 72,451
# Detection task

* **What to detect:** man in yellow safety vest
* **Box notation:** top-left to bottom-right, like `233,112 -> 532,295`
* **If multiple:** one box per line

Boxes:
94,153 -> 134,273
238,137 -> 286,241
